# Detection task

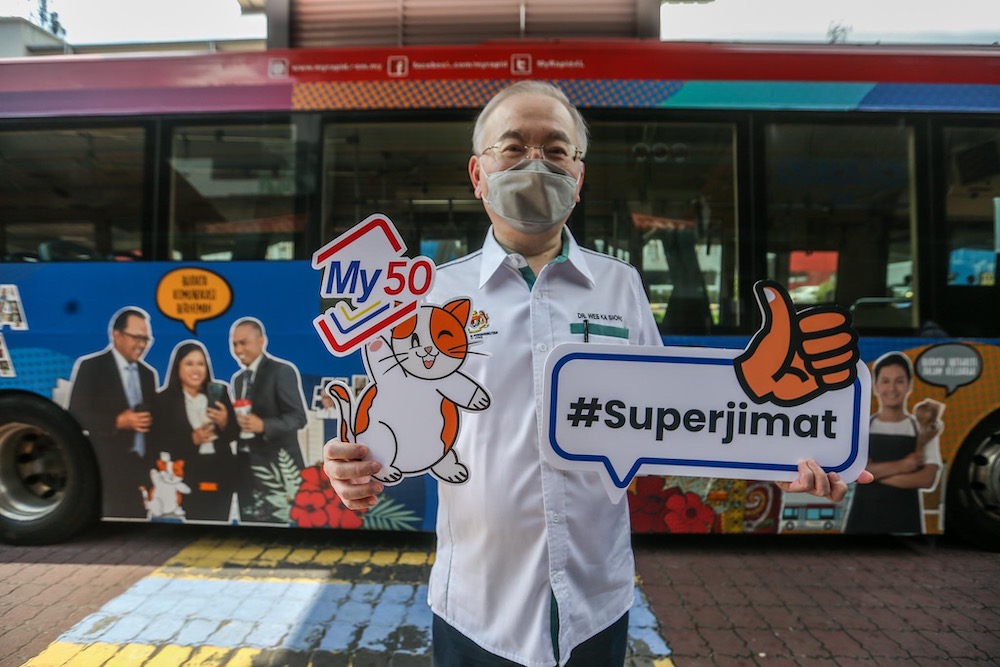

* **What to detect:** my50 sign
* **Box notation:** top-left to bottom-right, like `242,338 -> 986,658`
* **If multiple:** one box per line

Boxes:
312,214 -> 436,357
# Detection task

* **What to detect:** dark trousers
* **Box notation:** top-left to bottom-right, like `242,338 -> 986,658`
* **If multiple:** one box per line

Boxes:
432,612 -> 629,666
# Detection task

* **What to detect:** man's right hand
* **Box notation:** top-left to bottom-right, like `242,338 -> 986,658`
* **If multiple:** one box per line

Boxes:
116,408 -> 152,433
322,439 -> 384,511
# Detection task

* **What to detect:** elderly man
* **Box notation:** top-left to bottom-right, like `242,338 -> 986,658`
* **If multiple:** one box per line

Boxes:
324,81 -> 869,666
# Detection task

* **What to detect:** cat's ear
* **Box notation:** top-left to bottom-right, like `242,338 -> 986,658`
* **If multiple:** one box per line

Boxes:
444,298 -> 472,326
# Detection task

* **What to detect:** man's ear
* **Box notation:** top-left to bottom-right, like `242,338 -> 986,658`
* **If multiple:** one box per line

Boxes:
574,162 -> 585,203
469,154 -> 485,200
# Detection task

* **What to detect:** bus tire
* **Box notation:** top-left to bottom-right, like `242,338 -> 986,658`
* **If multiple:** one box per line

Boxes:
946,414 -> 1000,551
0,392 -> 99,545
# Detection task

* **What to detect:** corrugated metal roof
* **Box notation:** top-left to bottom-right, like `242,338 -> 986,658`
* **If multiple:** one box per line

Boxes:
290,0 -> 660,48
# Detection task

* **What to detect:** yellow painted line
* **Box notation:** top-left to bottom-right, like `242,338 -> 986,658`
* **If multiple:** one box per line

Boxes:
103,643 -> 157,666
398,551 -> 430,566
371,550 -> 400,566
143,644 -> 194,666
22,641 -> 85,666
227,648 -> 264,667
341,549 -> 373,565
182,645 -> 232,666
654,659 -> 676,667
311,547 -> 346,566
339,300 -> 383,322
62,642 -> 120,665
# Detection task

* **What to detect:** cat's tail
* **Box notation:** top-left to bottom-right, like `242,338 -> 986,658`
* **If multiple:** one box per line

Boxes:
325,380 -> 356,443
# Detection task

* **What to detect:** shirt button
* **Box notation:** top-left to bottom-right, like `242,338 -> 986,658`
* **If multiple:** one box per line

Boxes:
552,513 -> 561,523
534,292 -> 543,300
537,343 -> 547,352
554,572 -> 564,583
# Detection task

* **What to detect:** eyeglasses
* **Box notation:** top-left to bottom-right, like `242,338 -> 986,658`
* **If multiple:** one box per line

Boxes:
482,141 -> 583,167
120,331 -> 152,344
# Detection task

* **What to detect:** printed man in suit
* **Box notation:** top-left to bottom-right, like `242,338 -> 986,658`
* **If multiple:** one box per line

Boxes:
69,307 -> 158,518
229,317 -> 307,522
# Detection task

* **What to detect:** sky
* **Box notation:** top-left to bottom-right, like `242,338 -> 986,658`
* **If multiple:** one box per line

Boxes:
659,0 -> 1000,44
1,0 -> 998,45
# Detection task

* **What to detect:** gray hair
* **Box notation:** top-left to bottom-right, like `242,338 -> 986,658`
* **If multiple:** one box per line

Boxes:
472,81 -> 589,158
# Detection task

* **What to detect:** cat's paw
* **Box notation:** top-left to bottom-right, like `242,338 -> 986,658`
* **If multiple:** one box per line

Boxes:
432,457 -> 469,484
469,387 -> 491,411
375,466 -> 403,484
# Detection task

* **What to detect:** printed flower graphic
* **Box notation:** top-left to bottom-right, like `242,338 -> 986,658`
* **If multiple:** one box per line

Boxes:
664,491 -> 717,533
629,477 -> 676,533
290,465 -> 362,529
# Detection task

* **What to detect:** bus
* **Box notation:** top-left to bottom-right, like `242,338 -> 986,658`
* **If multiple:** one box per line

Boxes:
1,40 -> 998,548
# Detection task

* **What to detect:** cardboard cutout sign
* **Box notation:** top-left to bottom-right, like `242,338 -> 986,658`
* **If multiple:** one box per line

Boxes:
313,214 -> 492,485
542,281 -> 871,503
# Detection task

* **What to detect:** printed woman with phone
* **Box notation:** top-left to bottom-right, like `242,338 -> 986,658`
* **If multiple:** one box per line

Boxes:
151,341 -> 238,522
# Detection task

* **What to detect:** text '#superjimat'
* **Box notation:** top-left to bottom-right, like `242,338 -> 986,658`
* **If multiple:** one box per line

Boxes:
565,397 -> 837,445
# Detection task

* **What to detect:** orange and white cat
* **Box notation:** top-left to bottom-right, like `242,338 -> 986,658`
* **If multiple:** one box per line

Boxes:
327,297 -> 491,485
140,454 -> 191,518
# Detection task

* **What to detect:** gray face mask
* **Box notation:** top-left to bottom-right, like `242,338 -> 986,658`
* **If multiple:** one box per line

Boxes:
484,159 -> 579,234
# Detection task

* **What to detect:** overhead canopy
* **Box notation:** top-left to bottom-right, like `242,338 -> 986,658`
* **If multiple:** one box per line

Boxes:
277,0 -> 661,48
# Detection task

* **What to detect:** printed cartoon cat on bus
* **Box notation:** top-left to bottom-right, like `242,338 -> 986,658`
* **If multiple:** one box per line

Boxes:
326,297 -> 491,485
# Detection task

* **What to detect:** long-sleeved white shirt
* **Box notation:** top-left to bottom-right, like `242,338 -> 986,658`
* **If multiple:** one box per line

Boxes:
427,227 -> 662,666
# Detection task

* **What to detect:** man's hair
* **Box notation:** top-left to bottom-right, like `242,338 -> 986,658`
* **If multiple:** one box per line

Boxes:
874,352 -> 913,382
233,317 -> 265,337
472,81 -> 589,158
112,308 -> 147,332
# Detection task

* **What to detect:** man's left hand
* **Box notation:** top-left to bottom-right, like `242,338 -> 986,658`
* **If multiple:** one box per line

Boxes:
775,459 -> 874,502
237,413 -> 265,434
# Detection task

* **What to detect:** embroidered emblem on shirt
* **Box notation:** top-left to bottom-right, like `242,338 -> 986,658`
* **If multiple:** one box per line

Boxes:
468,310 -> 490,334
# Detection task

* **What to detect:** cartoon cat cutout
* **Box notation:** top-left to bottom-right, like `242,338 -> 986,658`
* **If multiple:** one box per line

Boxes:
326,297 -> 491,485
140,453 -> 191,518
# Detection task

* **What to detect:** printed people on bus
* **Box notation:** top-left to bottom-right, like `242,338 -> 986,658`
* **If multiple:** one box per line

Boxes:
149,341 -> 238,523
68,307 -> 158,519
228,317 -> 307,522
322,81 -> 872,666
845,352 -> 944,535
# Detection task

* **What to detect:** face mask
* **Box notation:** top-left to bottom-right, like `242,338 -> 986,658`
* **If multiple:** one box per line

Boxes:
483,159 -> 579,234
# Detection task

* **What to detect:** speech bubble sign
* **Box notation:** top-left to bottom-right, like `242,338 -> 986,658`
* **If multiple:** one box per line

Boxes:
156,268 -> 233,333
914,343 -> 983,396
542,344 -> 870,503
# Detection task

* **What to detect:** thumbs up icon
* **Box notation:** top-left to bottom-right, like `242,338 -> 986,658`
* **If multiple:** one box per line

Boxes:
735,280 -> 860,407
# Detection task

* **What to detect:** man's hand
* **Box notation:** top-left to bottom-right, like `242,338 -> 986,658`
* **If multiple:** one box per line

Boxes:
116,408 -> 152,433
323,439 -> 384,511
236,412 -> 265,434
775,459 -> 874,502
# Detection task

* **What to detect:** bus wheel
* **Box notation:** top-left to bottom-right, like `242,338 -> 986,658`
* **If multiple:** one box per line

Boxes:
946,416 -> 1000,551
0,394 -> 99,545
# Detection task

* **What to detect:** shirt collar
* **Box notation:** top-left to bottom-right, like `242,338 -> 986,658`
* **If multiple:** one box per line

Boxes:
111,346 -> 133,370
245,353 -> 264,375
478,226 -> 596,289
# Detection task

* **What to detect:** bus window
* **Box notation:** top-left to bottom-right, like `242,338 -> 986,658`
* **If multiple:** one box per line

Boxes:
168,123 -> 303,261
585,123 -> 739,335
0,127 -> 145,262
322,122 -> 479,258
945,128 -> 999,288
764,123 -> 916,332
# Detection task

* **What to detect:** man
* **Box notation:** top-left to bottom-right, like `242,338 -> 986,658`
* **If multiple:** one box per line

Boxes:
229,317 -> 307,521
69,307 -> 157,519
324,81 -> 872,666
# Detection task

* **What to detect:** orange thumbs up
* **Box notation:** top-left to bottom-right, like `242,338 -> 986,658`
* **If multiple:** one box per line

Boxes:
735,280 -> 860,407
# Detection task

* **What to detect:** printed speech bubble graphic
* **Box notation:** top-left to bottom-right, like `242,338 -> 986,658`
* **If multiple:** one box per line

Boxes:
156,268 -> 233,333
542,280 -> 870,503
543,344 -> 870,503
914,343 -> 983,396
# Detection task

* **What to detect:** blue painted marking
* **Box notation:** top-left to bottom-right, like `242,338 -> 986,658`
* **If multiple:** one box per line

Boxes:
56,575 -> 670,657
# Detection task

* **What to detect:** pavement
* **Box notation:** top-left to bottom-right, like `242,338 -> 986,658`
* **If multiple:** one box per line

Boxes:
1,523 -> 999,667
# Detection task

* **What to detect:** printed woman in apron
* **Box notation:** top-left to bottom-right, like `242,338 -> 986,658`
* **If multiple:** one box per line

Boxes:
845,352 -> 943,534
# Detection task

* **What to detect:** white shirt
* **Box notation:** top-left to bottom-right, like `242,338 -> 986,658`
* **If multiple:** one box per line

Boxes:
427,228 -> 662,667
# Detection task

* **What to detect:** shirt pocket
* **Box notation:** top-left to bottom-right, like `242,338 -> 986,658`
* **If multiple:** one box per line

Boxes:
569,321 -> 630,344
